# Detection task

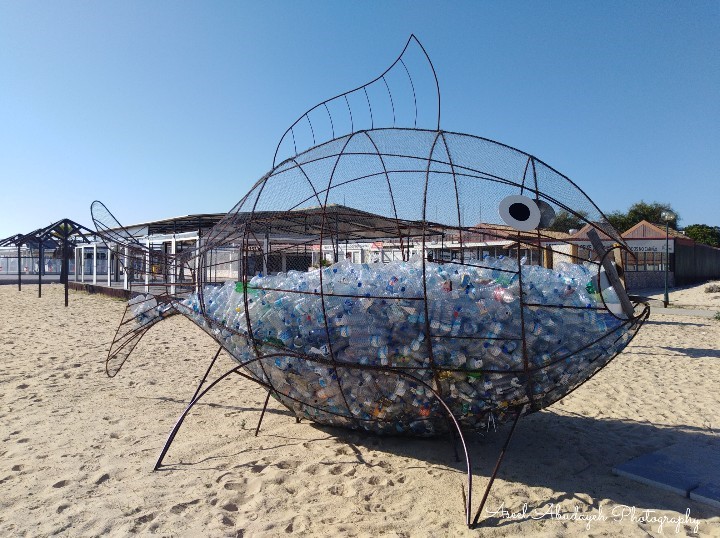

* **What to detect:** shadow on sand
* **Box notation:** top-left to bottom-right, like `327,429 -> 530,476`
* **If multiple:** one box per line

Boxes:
154,381 -> 719,526
141,348 -> 718,528
306,411 -> 719,527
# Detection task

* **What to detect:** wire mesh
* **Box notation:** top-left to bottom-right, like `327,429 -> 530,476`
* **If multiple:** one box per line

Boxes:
95,36 -> 648,438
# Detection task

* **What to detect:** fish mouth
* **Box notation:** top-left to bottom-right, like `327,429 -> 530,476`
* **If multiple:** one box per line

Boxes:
586,229 -> 643,321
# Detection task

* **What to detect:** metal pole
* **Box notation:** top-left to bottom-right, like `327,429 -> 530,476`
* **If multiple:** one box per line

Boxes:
170,235 -> 176,295
471,410 -> 522,527
38,242 -> 43,298
190,346 -> 223,402
664,221 -> 669,307
92,244 -> 97,285
263,232 -> 269,275
195,235 -> 201,294
154,364 -> 242,470
145,239 -> 150,293
123,246 -> 128,290
63,231 -> 69,307
255,391 -> 272,437
17,244 -> 21,291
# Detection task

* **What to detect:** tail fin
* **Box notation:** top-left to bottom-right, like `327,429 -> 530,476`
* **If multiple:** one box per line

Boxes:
90,200 -> 197,296
91,200 -> 146,250
90,201 -> 190,375
106,293 -> 179,377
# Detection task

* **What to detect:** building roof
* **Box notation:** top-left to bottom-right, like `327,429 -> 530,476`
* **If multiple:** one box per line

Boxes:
622,220 -> 691,242
135,213 -> 226,235
202,204 -> 437,246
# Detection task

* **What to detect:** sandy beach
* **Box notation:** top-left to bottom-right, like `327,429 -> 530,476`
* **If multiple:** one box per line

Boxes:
1,282 -> 719,537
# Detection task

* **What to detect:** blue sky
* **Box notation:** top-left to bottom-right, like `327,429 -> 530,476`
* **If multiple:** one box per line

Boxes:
1,1 -> 718,239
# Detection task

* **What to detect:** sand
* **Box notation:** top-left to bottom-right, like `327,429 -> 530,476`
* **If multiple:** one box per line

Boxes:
1,282 -> 719,537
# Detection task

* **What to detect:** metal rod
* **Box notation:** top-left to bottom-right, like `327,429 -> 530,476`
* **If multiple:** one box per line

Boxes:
154,365 -> 242,470
471,409 -> 522,527
664,220 -> 670,307
254,391 -> 272,437
409,377 -> 472,527
38,242 -> 43,298
17,244 -> 21,291
190,346 -> 223,403
64,230 -> 69,307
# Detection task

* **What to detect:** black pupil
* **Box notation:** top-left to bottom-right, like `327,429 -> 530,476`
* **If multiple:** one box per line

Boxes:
509,202 -> 530,221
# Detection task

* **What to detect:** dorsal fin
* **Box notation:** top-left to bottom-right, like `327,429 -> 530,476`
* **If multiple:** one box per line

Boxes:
272,34 -> 441,167
91,200 -> 146,248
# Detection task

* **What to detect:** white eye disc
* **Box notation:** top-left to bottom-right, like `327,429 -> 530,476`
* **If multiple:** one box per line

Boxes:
499,195 -> 541,231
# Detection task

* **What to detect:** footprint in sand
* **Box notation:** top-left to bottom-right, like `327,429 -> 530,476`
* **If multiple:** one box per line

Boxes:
327,484 -> 356,497
329,464 -> 345,475
284,515 -> 310,534
52,479 -> 69,488
134,512 -> 155,527
170,499 -> 200,514
335,446 -> 352,456
250,463 -> 267,473
223,479 -> 243,490
221,502 -> 238,512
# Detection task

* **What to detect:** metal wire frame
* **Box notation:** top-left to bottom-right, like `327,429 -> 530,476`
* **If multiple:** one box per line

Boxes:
155,298 -> 647,417
94,35 -> 652,528
146,286 -> 648,527
99,219 -> 649,527
272,34 -> 441,168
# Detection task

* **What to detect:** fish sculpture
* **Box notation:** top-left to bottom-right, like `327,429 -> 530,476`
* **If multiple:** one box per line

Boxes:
93,35 -> 649,526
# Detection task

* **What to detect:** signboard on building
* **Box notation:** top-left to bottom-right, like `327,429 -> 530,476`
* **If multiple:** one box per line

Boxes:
572,239 -> 674,254
626,239 -> 674,254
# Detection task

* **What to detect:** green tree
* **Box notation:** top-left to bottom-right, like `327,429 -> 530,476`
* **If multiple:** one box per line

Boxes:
683,224 -> 720,247
548,210 -> 588,233
606,210 -> 633,234
606,201 -> 679,233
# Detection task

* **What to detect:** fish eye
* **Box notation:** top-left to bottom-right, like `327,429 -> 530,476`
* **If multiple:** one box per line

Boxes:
499,195 -> 541,231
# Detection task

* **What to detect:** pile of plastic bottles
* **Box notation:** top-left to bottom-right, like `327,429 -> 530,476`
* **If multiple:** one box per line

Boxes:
173,256 -> 634,435
128,293 -> 159,327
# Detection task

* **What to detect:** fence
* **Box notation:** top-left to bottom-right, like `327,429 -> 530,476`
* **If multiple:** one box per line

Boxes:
0,252 -> 75,277
675,242 -> 720,285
